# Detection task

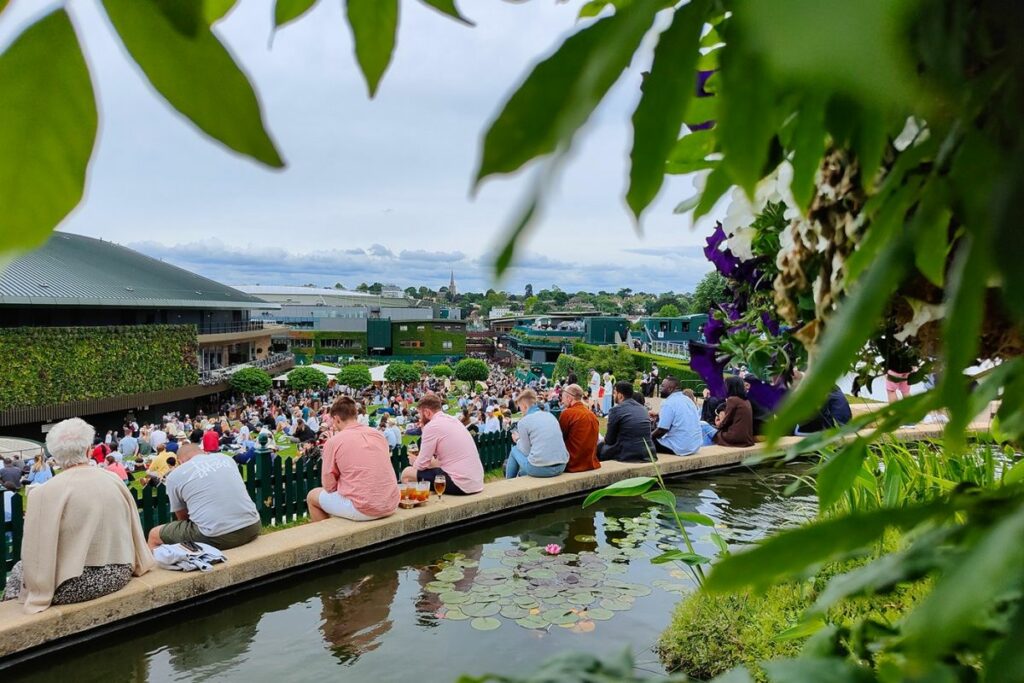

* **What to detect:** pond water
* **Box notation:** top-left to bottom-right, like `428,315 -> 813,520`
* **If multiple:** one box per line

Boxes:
18,466 -> 815,683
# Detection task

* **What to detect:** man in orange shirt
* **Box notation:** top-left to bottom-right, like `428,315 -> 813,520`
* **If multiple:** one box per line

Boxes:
558,384 -> 600,473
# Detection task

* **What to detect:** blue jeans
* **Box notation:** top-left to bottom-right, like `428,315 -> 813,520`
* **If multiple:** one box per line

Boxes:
700,421 -> 717,446
505,446 -> 566,479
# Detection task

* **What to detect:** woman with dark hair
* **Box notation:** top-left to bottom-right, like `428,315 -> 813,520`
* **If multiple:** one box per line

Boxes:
699,376 -> 755,448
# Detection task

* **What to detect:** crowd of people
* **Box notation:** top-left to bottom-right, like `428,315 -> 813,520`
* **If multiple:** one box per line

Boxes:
2,357 -> 854,614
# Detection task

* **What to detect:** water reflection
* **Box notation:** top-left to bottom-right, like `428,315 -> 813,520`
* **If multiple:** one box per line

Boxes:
320,571 -> 399,664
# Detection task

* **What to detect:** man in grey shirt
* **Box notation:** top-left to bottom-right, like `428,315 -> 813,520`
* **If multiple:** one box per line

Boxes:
599,381 -> 655,462
506,389 -> 569,478
117,428 -> 138,463
148,444 -> 260,550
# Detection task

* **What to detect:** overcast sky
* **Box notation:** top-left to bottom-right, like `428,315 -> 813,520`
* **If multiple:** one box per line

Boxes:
4,0 -> 723,294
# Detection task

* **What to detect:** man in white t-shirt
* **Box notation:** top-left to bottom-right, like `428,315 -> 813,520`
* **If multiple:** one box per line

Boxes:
149,424 -> 168,451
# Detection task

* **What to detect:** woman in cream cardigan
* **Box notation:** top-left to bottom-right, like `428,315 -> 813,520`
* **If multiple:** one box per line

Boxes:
3,418 -> 154,613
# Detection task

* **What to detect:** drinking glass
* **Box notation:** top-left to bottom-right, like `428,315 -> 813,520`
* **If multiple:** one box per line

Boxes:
434,474 -> 446,500
417,480 -> 430,502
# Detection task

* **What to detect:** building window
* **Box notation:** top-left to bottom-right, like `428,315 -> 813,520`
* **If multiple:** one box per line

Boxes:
399,325 -> 408,331
416,325 -> 425,331
682,322 -> 690,332
399,340 -> 424,349
442,340 -> 453,349
319,338 -> 357,349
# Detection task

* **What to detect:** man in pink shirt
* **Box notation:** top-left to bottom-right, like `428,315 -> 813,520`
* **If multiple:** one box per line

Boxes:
307,396 -> 400,522
400,393 -> 484,495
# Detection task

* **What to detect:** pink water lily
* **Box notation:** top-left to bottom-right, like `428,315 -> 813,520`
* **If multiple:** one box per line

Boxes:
545,544 -> 562,556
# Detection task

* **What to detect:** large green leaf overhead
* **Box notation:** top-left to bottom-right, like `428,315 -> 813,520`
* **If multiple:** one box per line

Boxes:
0,9 -> 97,262
102,0 -> 284,167
346,0 -> 399,97
474,0 -> 661,186
274,0 -> 318,28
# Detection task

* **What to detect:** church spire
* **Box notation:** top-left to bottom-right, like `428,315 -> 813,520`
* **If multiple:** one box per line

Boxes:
448,270 -> 457,300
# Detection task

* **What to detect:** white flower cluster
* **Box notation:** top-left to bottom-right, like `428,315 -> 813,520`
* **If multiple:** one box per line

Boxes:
719,162 -> 801,261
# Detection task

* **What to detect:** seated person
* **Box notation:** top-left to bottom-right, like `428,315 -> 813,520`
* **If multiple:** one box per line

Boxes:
797,384 -> 853,433
400,393 -> 483,495
104,454 -> 129,484
598,381 -> 655,462
506,389 -> 569,479
650,377 -> 702,456
557,384 -> 600,473
306,397 -> 400,522
233,436 -> 258,465
292,419 -> 317,443
145,444 -> 175,484
148,444 -> 261,551
700,376 -> 756,447
4,418 -> 153,613
699,389 -> 723,424
201,426 -> 221,453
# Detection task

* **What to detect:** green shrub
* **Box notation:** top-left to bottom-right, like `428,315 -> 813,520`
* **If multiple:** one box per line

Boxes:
287,366 -> 328,390
454,358 -> 489,382
658,539 -> 931,681
384,362 -> 421,385
431,363 -> 453,377
553,354 -> 589,384
0,325 -> 199,410
230,367 -> 272,395
336,364 -> 372,389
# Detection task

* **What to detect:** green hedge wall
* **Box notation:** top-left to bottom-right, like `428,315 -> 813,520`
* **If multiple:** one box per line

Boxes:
0,325 -> 200,410
391,324 -> 466,356
571,343 -> 702,386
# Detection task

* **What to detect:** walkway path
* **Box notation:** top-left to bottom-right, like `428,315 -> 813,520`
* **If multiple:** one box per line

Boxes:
0,421 -> 984,662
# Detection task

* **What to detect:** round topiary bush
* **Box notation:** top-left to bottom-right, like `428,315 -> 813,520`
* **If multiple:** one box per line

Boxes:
384,362 -> 421,385
431,364 -> 453,377
454,358 -> 489,383
230,367 -> 272,396
337,364 -> 372,389
287,366 -> 328,391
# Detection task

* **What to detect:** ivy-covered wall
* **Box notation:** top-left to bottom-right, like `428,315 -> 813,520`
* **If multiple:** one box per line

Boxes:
0,325 -> 200,410
391,323 -> 466,356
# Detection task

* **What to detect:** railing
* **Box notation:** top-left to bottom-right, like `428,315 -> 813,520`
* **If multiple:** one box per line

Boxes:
648,340 -> 691,360
199,352 -> 294,385
197,320 -> 265,335
0,429 -> 515,582
513,326 -> 585,338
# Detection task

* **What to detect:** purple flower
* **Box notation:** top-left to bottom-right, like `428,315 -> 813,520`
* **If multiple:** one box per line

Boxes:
688,70 -> 716,130
703,314 -> 726,345
689,341 -> 728,398
745,377 -> 787,412
760,312 -> 781,337
704,223 -> 763,284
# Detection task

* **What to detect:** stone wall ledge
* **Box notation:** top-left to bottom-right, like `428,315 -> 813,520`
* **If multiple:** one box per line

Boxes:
0,421 -> 978,661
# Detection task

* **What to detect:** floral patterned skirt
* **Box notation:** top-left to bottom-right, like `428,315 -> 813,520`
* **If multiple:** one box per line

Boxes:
3,561 -> 132,605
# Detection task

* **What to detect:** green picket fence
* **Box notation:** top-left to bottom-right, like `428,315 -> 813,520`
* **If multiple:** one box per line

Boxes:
0,431 -> 515,584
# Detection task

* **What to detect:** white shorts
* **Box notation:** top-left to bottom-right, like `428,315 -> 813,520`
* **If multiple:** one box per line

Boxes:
318,490 -> 378,522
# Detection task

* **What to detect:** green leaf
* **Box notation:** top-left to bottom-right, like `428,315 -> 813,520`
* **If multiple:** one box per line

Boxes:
419,0 -> 473,26
0,9 -> 97,260
767,231 -> 914,441
717,46 -> 776,196
666,128 -> 717,175
987,583 -> 1024,683
852,106 -> 888,189
102,0 -> 283,167
845,177 -> 922,283
475,0 -> 660,185
274,0 -> 317,28
346,0 -> 399,98
763,657 -> 873,683
582,476 -> 656,507
678,511 -> 716,526
694,165 -> 732,220
901,501 -> 1024,659
735,0 -> 923,108
705,502 -> 948,593
709,668 -> 756,683
626,0 -> 708,221
1005,456 -> 1024,486
911,179 -> 953,286
493,188 -> 541,277
651,549 -> 710,565
789,95 -> 826,212
204,0 -> 237,23
773,617 -> 826,641
991,159 -> 1024,322
641,489 -> 676,509
816,439 -> 868,509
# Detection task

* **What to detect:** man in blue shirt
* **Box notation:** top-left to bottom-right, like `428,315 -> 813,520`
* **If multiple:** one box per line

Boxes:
651,377 -> 702,455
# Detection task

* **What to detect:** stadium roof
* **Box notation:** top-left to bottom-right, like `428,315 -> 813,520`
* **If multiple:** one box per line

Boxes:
236,285 -> 411,305
0,232 -> 276,309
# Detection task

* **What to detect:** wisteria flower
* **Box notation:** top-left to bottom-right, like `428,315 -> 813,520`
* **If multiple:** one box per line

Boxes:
689,341 -> 729,398
545,544 -> 562,556
745,377 -> 788,412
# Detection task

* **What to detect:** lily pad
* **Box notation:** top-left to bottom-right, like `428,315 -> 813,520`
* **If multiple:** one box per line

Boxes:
436,569 -> 465,582
443,552 -> 466,561
573,535 -> 597,543
439,591 -> 470,605
599,598 -> 633,611
470,617 -> 502,631
499,605 -> 530,619
541,608 -> 579,626
425,581 -> 456,593
526,568 -> 557,580
444,607 -> 470,621
515,615 -> 549,630
513,595 -> 539,608
532,587 -> 559,599
580,607 -> 614,621
571,620 -> 596,633
462,602 -> 501,618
